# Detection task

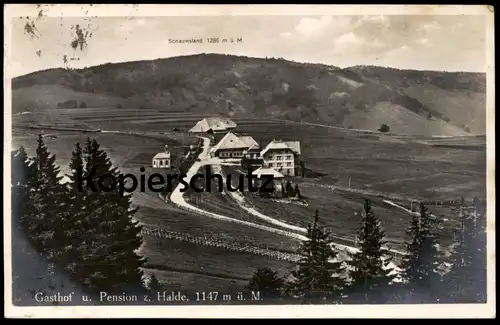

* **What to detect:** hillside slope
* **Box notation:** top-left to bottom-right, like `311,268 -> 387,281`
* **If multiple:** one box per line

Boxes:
11,54 -> 486,136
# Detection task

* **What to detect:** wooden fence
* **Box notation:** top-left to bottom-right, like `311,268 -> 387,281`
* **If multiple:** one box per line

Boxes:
141,225 -> 303,263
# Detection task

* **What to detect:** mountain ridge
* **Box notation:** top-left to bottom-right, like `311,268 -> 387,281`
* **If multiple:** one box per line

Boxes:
11,53 -> 486,136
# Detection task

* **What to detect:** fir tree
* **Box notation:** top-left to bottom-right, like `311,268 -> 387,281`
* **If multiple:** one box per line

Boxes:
287,210 -> 346,303
399,210 -> 424,301
246,267 -> 285,300
472,199 -> 487,303
28,135 -> 68,261
11,147 -> 34,229
75,138 -> 146,293
294,184 -> 301,199
147,274 -> 165,292
399,202 -> 444,302
445,199 -> 487,303
346,199 -> 395,303
285,181 -> 295,198
418,203 -> 445,301
62,142 -> 89,279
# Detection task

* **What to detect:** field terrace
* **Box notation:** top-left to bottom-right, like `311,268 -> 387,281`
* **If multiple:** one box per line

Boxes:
141,236 -> 296,297
133,172 -> 303,293
12,130 -> 198,180
181,165 -> 301,235
232,118 -> 486,202
11,110 -> 484,290
55,108 -> 217,133
221,165 -> 459,253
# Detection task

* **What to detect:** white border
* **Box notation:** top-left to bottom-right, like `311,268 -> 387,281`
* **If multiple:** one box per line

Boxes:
3,4 -> 495,319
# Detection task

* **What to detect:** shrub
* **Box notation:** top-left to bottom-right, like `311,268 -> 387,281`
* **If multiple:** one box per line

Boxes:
378,124 -> 390,133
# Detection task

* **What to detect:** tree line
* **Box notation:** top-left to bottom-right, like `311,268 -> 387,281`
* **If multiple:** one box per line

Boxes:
11,135 -> 147,296
245,199 -> 487,304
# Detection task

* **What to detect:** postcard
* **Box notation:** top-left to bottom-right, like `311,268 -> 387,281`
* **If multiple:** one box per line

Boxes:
3,4 -> 495,318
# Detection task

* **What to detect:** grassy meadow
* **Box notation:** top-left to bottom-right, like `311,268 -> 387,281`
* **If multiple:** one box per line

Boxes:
11,107 -> 486,293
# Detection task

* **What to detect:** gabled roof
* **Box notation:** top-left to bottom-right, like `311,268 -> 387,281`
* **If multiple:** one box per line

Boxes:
239,136 -> 258,148
252,167 -> 285,179
284,141 -> 301,155
153,152 -> 171,159
260,139 -> 299,156
210,131 -> 249,153
246,143 -> 260,151
188,117 -> 237,133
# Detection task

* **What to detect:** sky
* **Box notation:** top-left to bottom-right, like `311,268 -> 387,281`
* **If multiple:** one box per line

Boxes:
6,5 -> 490,77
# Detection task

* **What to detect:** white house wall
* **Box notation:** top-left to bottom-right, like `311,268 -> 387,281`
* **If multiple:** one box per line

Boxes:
152,158 -> 171,168
262,149 -> 296,176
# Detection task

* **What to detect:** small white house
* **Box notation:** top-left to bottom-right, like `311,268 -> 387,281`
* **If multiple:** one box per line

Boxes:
251,167 -> 285,192
152,145 -> 171,169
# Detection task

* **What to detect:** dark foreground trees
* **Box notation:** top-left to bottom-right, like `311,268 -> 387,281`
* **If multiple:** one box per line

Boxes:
11,135 -> 147,296
345,200 -> 396,303
399,202 -> 444,302
11,146 -> 34,229
287,210 -> 346,303
65,137 -> 146,293
443,198 -> 487,303
13,138 -> 487,303
246,268 -> 285,299
26,135 -> 69,262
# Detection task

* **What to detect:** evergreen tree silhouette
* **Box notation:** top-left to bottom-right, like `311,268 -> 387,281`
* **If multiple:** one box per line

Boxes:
246,267 -> 284,300
285,181 -> 295,198
76,137 -> 146,293
288,210 -> 345,303
11,146 -> 35,230
346,199 -> 395,303
28,135 -> 68,261
148,274 -> 165,292
399,208 -> 426,301
414,202 -> 445,302
294,184 -> 301,199
444,198 -> 487,303
63,142 -> 90,280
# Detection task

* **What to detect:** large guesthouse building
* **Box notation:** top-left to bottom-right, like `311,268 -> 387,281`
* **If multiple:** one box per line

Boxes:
187,117 -> 301,177
209,131 -> 258,159
188,117 -> 237,135
260,140 -> 301,176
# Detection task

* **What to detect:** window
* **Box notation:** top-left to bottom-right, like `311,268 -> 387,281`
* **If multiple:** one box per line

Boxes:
276,155 -> 282,160
159,160 -> 163,166
277,163 -> 282,167
269,163 -> 273,167
286,162 -> 291,166
287,155 -> 292,160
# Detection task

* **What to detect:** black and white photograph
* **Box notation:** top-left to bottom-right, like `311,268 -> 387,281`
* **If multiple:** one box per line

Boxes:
4,4 -> 495,318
